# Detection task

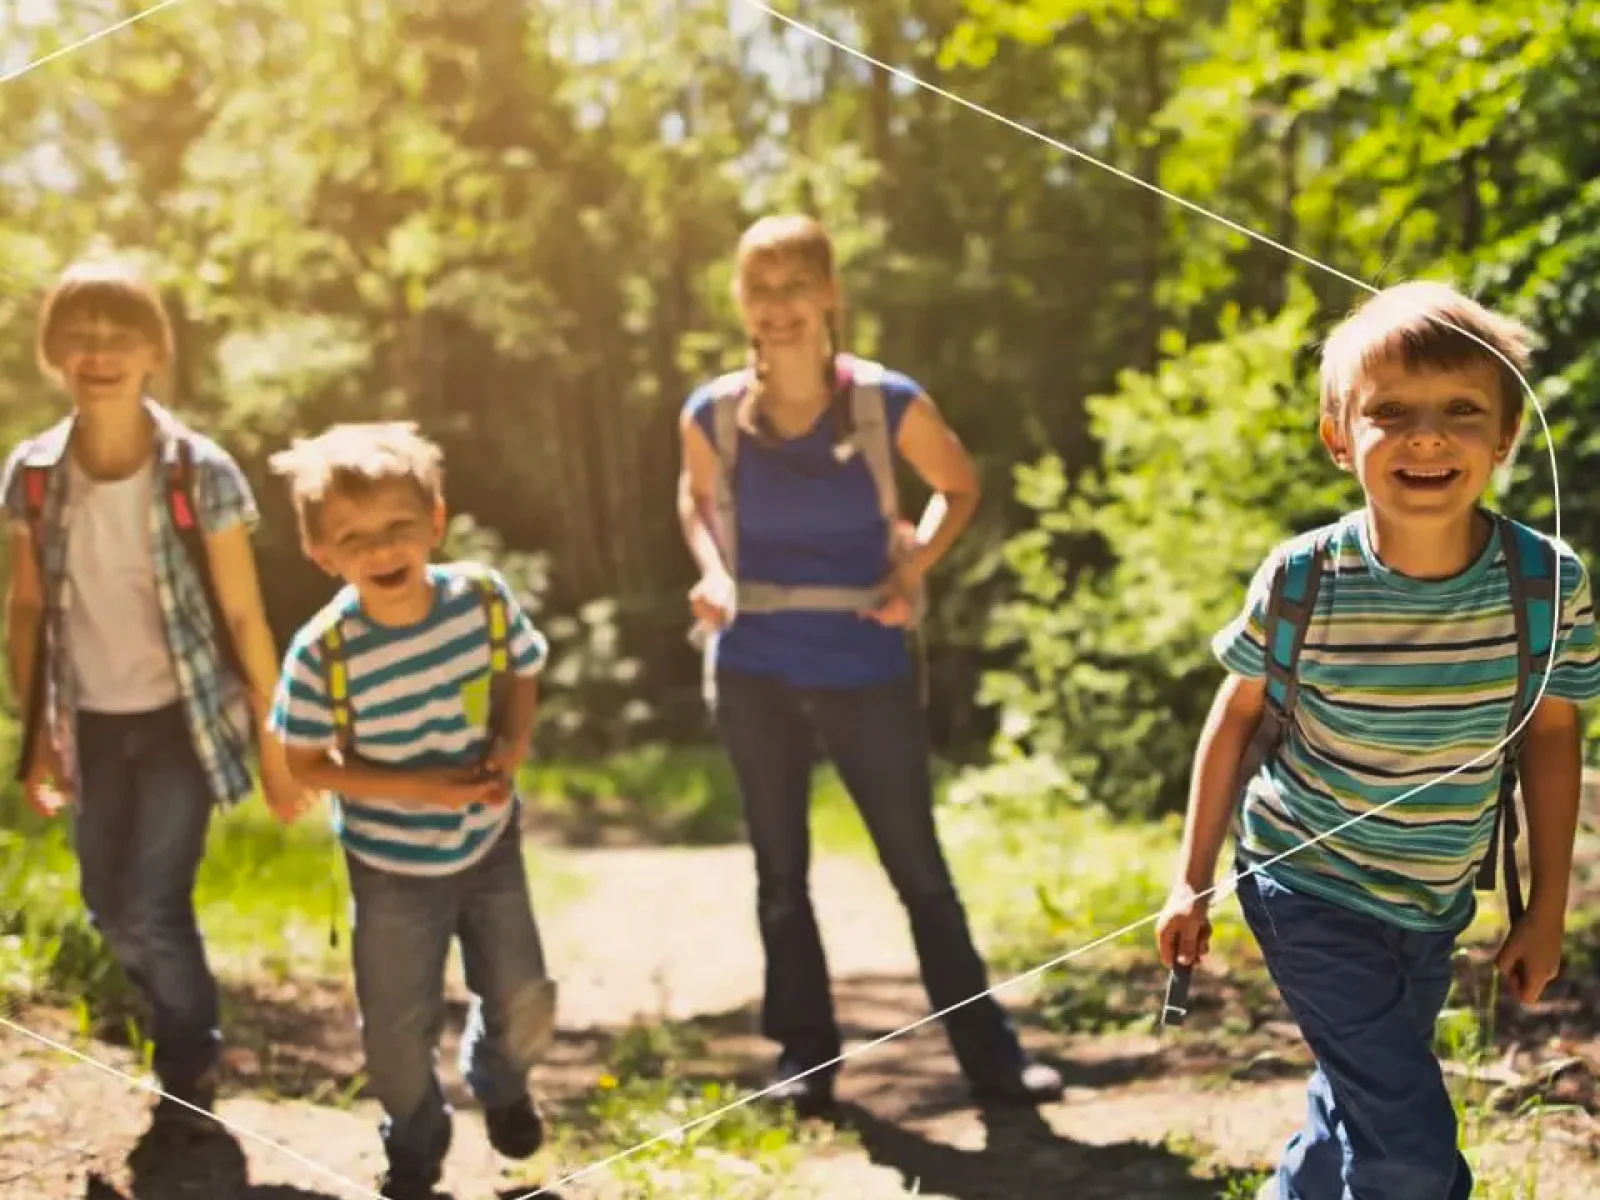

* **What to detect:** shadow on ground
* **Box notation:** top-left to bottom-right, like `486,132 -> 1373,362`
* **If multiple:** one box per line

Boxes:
81,1127 -> 344,1200
832,1102 -> 1262,1200
80,1126 -> 566,1200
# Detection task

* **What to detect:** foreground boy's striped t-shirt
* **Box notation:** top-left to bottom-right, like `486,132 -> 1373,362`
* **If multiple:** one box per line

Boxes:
270,563 -> 548,876
1215,510 -> 1600,931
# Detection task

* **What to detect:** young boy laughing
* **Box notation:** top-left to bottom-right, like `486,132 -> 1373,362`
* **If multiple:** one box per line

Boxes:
1158,282 -> 1600,1199
267,422 -> 558,1200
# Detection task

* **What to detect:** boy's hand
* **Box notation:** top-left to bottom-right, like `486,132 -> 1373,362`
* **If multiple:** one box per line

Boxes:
1156,882 -> 1213,970
418,767 -> 512,809
483,736 -> 526,782
259,738 -> 316,824
1495,904 -> 1565,1004
22,732 -> 69,817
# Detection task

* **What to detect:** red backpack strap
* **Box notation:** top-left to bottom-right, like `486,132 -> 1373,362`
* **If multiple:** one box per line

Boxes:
162,434 -> 250,686
167,437 -> 199,531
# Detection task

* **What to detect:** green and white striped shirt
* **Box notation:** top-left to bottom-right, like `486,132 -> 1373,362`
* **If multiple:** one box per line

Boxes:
1215,510 -> 1600,931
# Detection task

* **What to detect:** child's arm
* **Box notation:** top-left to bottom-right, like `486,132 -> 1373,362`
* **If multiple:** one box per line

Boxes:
1495,549 -> 1600,1003
1494,696 -> 1581,1005
1519,697 -> 1582,923
676,403 -> 729,583
1158,546 -> 1283,969
1157,673 -> 1264,969
192,447 -> 280,720
1177,674 -> 1266,894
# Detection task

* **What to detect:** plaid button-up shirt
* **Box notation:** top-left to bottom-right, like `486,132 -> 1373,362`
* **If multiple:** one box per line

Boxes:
2,401 -> 261,808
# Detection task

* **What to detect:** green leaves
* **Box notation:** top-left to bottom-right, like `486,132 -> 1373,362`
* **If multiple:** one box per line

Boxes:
983,284 -> 1353,816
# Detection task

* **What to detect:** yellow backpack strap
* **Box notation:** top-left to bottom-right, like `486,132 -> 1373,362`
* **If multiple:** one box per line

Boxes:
315,603 -> 354,758
466,570 -> 512,739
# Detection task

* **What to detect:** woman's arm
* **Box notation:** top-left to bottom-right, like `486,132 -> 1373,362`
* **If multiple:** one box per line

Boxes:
893,392 -> 981,579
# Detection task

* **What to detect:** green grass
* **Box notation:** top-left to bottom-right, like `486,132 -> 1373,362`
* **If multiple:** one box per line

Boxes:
1,785 -> 585,1011
521,1019 -> 850,1198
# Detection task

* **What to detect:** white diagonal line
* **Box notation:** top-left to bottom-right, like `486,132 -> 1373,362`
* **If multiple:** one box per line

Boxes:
1,0 -> 192,85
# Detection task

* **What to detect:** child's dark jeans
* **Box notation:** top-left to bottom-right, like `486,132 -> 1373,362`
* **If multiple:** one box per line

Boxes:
345,811 -> 557,1184
74,705 -> 222,1096
1236,866 -> 1472,1200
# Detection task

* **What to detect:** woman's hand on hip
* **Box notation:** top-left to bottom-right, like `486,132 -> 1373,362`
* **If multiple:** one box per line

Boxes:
689,570 -> 736,628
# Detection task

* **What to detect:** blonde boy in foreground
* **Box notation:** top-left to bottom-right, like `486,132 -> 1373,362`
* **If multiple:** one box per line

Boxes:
1157,282 -> 1600,1199
267,423 -> 558,1200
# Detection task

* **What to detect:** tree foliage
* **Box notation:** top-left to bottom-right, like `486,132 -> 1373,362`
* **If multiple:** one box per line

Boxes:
1,0 -> 1595,782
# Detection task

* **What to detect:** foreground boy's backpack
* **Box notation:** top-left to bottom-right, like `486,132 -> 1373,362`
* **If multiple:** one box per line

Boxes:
1238,515 -> 1558,923
14,435 -> 247,781
315,567 -> 513,766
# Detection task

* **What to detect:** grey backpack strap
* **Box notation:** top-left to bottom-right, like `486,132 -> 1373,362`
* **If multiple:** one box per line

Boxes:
845,358 -> 898,526
845,358 -> 929,703
1234,528 -> 1332,793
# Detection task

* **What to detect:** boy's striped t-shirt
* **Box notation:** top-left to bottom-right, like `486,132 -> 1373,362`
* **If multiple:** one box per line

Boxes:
1214,510 -> 1600,932
270,563 -> 548,877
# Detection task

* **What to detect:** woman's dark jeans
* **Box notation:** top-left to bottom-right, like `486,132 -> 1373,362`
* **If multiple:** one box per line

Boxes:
713,668 -> 1023,1083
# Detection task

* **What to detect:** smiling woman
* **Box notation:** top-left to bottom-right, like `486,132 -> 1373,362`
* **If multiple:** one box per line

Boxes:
674,213 -> 1063,1114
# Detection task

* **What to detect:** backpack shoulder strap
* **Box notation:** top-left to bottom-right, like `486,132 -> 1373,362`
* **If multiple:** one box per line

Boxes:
1259,526 -> 1334,723
1500,518 -> 1558,727
452,564 -> 513,742
310,598 -> 356,758
163,433 -> 250,684
19,460 -> 50,556
843,357 -> 898,527
1236,524 -> 1337,786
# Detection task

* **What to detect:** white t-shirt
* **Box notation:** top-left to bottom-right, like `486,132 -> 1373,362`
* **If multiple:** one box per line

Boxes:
63,458 -> 181,713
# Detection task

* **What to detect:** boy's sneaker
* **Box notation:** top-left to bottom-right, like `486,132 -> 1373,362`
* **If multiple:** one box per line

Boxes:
484,1094 -> 545,1159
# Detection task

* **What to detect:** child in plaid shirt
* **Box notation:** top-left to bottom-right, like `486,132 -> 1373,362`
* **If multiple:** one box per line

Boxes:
3,257 -> 309,1137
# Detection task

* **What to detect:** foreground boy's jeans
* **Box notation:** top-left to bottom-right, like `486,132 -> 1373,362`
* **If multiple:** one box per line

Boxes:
346,812 -> 557,1181
74,704 -> 222,1095
1236,867 -> 1472,1200
714,668 -> 1024,1084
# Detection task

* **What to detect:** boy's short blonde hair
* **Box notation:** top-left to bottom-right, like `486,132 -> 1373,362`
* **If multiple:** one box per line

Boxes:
1320,281 -> 1534,437
269,422 -> 444,542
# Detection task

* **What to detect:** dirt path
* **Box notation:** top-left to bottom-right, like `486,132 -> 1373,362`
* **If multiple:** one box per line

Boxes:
5,836 -> 1600,1200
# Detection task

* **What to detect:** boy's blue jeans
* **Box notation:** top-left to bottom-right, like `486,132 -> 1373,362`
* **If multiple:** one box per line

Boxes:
345,810 -> 557,1182
74,705 -> 222,1094
712,668 -> 1025,1085
1236,866 -> 1472,1200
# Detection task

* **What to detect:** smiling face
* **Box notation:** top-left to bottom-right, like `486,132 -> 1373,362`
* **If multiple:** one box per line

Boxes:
1322,357 -> 1515,529
307,477 -> 445,625
735,252 -> 837,356
46,312 -> 164,409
